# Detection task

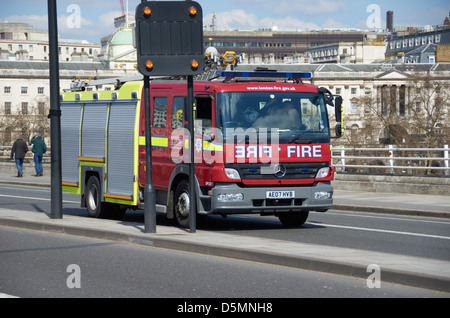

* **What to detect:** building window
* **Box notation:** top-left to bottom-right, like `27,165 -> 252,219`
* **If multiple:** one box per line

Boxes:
21,102 -> 28,115
4,102 -> 11,115
364,103 -> 371,113
4,86 -> 11,94
38,102 -> 45,115
351,102 -> 357,114
415,102 -> 421,113
335,88 -> 341,95
38,87 -> 44,94
351,87 -> 357,94
21,87 -> 27,94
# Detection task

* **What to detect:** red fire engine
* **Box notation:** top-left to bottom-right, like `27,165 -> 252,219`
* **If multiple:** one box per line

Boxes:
60,69 -> 343,227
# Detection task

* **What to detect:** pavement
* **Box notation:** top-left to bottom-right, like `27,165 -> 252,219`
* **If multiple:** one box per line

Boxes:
0,171 -> 449,293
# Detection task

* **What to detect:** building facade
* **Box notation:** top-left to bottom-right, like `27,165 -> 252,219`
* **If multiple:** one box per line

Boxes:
203,30 -> 385,64
0,23 -> 100,62
0,60 -> 136,144
306,41 -> 386,64
385,26 -> 450,62
234,63 -> 450,146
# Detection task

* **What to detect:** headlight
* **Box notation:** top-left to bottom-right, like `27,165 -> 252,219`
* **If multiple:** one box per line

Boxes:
314,191 -> 332,200
225,168 -> 240,180
217,193 -> 244,202
316,167 -> 330,179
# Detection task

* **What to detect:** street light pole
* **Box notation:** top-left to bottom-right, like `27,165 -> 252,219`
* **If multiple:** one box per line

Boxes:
47,0 -> 63,219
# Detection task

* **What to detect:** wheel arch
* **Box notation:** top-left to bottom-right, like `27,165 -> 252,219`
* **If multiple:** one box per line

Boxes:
80,165 -> 105,207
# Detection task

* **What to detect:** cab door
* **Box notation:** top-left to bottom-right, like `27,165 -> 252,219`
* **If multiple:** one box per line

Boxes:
151,93 -> 171,190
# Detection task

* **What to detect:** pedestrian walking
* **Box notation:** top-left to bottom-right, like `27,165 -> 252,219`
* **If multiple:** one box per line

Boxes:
10,135 -> 28,177
30,133 -> 47,176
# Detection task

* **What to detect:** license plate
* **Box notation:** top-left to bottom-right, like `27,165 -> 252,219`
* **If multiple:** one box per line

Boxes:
266,191 -> 295,199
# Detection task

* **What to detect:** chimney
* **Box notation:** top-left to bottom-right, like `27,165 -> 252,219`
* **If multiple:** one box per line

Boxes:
386,11 -> 394,32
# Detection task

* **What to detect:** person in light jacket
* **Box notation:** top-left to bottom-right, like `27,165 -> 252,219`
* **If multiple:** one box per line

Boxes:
10,135 -> 28,177
30,133 -> 47,176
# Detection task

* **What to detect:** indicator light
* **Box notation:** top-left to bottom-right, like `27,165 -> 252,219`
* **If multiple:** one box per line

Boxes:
143,7 -> 151,17
145,60 -> 154,70
188,6 -> 197,16
190,60 -> 199,69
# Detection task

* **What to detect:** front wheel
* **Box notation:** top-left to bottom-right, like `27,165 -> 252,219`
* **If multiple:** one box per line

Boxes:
278,211 -> 309,227
174,179 -> 192,228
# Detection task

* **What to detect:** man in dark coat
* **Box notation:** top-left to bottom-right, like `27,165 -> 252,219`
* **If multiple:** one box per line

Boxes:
10,135 -> 28,177
30,133 -> 47,176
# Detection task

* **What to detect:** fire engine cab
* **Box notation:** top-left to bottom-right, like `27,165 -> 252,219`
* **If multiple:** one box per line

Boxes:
60,69 -> 343,227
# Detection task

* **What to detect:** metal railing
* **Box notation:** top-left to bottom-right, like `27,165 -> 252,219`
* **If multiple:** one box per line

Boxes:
332,145 -> 449,176
0,146 -> 51,163
2,145 -> 449,176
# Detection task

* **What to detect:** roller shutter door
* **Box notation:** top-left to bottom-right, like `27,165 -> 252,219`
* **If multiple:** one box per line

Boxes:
61,103 -> 82,185
81,103 -> 108,160
107,102 -> 137,197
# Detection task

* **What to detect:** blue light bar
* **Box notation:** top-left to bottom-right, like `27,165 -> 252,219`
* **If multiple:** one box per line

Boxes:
216,70 -> 312,79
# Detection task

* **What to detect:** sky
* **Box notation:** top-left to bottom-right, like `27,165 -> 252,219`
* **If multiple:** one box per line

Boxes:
0,0 -> 449,44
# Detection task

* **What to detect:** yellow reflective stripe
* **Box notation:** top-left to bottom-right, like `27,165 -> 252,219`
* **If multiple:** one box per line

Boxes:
203,140 -> 223,152
138,135 -> 223,152
139,135 -> 169,148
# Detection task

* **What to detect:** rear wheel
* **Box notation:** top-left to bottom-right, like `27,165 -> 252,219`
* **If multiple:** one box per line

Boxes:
85,175 -> 126,219
278,211 -> 309,227
86,175 -> 107,218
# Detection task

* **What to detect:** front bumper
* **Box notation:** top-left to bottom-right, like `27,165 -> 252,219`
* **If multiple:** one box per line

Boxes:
204,182 -> 333,215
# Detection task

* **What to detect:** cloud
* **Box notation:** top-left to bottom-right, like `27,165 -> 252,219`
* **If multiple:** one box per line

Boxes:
2,10 -> 119,44
228,0 -> 345,16
205,10 -> 320,31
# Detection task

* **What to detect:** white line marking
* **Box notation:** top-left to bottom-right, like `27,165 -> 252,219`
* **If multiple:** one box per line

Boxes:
0,194 -> 78,204
318,223 -> 450,240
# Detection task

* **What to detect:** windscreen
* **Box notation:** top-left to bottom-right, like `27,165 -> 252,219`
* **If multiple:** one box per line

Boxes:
217,91 -> 330,143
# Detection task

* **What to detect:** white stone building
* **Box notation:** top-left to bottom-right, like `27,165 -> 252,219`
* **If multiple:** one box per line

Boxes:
306,41 -> 386,64
234,63 -> 450,146
0,22 -> 100,62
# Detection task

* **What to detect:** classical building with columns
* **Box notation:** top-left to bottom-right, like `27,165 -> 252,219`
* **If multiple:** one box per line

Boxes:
234,63 -> 450,146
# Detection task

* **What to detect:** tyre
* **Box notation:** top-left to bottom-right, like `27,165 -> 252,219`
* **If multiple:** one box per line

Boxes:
174,179 -> 192,228
85,175 -> 108,218
278,211 -> 309,227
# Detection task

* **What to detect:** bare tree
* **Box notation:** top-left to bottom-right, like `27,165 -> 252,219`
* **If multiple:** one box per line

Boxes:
407,74 -> 449,148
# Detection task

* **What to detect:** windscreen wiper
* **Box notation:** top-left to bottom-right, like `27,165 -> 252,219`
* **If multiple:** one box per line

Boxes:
288,130 -> 324,143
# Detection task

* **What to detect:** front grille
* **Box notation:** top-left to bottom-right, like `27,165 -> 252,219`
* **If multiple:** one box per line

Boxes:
253,198 -> 305,207
226,162 -> 328,180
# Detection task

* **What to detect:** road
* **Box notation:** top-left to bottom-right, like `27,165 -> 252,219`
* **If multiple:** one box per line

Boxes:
1,184 -> 449,261
1,226 -> 447,298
